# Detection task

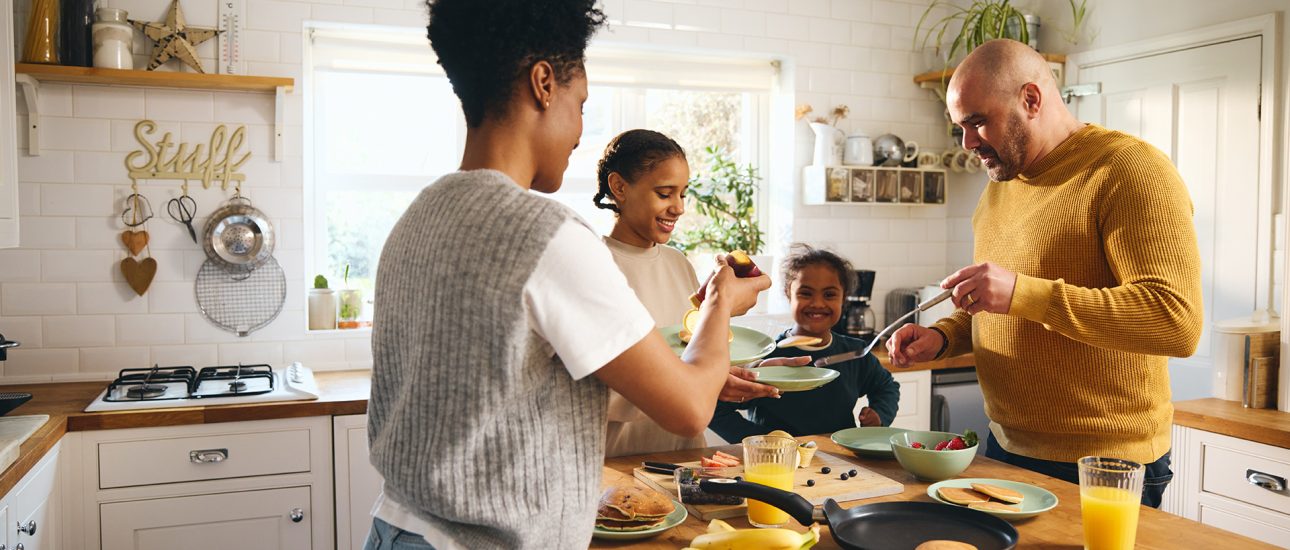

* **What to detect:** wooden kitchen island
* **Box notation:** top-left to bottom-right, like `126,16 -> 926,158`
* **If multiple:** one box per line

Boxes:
594,435 -> 1275,549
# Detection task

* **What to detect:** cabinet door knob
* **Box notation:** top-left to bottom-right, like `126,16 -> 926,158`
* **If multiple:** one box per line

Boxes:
16,520 -> 35,536
1247,469 -> 1286,492
290,508 -> 304,523
189,448 -> 229,464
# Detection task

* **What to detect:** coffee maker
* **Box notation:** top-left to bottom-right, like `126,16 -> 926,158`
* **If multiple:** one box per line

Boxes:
834,270 -> 877,342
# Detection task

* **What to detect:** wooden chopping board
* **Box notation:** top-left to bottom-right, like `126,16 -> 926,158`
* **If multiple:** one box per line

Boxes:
632,450 -> 902,520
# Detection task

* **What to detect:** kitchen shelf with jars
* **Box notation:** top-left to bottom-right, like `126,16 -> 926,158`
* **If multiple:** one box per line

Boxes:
802,165 -> 946,206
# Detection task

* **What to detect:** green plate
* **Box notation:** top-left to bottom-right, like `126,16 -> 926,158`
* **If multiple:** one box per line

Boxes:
591,499 -> 687,541
926,478 -> 1059,520
831,426 -> 910,458
658,325 -> 775,366
747,366 -> 840,392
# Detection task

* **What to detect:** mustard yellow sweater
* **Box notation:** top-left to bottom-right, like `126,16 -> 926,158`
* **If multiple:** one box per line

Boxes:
934,124 -> 1203,464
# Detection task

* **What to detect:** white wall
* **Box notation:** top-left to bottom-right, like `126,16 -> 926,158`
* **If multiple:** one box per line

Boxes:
0,0 -> 954,382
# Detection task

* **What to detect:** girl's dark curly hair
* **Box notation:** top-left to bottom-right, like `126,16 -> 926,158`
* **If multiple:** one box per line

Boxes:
593,130 -> 687,214
781,243 -> 855,298
426,0 -> 606,127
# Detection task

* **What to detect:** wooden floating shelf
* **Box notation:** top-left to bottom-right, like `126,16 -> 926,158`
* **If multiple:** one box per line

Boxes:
15,63 -> 293,92
14,64 -> 293,160
913,53 -> 1066,85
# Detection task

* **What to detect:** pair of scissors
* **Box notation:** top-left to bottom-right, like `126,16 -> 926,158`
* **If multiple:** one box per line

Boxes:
167,194 -> 198,243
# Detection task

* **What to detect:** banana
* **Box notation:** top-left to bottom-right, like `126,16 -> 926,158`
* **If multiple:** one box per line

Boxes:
707,519 -> 736,533
689,523 -> 820,550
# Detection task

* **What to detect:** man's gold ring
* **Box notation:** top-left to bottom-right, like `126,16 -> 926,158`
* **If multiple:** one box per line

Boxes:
967,294 -> 976,306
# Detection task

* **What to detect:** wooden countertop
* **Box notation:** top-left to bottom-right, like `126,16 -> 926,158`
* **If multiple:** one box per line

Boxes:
1173,398 -> 1290,450
0,370 -> 371,497
595,435 -> 1273,549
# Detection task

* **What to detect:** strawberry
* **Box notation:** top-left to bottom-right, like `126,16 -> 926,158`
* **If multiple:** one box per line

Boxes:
934,440 -> 950,451
700,457 -> 724,468
946,436 -> 967,451
910,442 -> 925,449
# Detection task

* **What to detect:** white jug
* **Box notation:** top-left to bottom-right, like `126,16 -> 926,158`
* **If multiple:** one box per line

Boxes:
843,132 -> 874,166
809,122 -> 844,166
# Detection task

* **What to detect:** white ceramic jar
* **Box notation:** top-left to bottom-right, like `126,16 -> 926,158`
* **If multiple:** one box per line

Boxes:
92,8 -> 133,70
308,288 -> 338,330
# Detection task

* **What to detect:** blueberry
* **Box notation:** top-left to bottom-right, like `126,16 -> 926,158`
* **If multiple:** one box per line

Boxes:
839,472 -> 849,480
848,469 -> 858,477
734,476 -> 742,481
806,479 -> 816,487
821,466 -> 832,474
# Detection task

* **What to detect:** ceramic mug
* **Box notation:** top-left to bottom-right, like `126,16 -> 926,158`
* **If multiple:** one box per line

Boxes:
917,152 -> 939,168
843,133 -> 874,166
966,154 -> 983,174
940,150 -> 957,169
951,150 -> 971,173
902,141 -> 920,164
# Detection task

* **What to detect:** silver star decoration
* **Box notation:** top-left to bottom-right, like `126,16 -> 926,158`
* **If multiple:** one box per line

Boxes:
130,0 -> 221,73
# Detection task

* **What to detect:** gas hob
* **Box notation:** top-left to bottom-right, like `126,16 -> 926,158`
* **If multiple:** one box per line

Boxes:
84,362 -> 319,412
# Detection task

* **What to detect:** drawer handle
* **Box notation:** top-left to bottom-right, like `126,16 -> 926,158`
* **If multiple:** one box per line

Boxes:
189,448 -> 229,464
16,520 -> 35,536
1246,469 -> 1286,492
290,508 -> 304,523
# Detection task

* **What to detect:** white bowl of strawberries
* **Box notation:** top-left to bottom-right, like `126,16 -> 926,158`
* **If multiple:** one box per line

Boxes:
889,430 -> 979,482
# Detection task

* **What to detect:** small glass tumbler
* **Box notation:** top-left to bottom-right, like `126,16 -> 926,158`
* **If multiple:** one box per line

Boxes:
1078,456 -> 1145,550
741,435 -> 797,528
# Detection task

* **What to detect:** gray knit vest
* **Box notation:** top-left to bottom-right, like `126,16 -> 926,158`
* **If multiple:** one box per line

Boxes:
369,170 -> 608,549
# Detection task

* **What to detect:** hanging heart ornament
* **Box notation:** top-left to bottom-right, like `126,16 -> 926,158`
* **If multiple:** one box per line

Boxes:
120,257 -> 157,296
120,230 -> 149,256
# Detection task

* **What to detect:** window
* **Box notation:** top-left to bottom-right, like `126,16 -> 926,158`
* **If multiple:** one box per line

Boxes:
304,24 -> 780,327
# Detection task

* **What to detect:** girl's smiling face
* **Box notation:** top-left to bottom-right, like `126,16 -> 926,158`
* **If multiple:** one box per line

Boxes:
610,156 -> 690,247
790,263 -> 845,338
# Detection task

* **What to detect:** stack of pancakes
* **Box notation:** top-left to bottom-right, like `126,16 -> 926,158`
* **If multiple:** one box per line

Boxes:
937,482 -> 1025,512
596,486 -> 673,531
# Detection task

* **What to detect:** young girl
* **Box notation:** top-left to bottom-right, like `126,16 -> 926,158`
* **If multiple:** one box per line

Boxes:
593,130 -> 789,456
366,2 -> 769,548
709,244 -> 900,442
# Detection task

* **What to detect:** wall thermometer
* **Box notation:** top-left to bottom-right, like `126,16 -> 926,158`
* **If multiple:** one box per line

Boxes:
218,0 -> 246,75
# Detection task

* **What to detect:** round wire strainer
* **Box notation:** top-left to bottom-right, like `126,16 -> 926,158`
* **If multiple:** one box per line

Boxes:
195,257 -> 287,336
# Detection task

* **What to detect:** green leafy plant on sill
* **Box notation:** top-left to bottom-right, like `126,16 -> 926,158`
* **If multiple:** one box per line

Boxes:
669,147 -> 765,256
915,0 -> 1030,70
338,264 -> 360,320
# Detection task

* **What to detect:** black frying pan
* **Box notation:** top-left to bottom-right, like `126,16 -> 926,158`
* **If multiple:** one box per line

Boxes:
700,478 -> 1018,550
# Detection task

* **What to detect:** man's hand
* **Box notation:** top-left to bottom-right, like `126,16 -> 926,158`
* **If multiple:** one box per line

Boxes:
942,262 -> 1016,315
885,323 -> 945,367
858,406 -> 881,427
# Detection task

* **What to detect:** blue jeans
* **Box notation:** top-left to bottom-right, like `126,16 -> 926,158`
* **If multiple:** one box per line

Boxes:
364,517 -> 437,550
984,431 -> 1173,508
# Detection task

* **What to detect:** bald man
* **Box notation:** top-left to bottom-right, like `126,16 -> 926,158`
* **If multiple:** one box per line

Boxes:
887,39 -> 1202,507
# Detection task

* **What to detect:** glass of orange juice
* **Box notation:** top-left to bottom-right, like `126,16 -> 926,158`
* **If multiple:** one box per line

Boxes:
1078,456 -> 1145,550
742,434 -> 797,528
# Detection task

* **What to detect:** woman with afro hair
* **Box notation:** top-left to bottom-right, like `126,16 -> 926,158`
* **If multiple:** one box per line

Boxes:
365,1 -> 773,548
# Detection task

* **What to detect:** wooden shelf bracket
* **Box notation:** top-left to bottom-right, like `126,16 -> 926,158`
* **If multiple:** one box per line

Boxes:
15,74 -> 39,156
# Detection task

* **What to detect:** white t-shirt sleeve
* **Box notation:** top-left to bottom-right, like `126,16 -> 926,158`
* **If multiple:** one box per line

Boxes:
525,219 -> 655,380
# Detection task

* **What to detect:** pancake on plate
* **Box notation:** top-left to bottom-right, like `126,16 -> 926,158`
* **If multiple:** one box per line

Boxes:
596,486 -> 673,531
969,501 -> 1021,512
971,482 -> 1025,504
936,486 -> 990,505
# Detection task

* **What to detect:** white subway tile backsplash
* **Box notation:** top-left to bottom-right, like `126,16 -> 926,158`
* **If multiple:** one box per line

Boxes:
71,153 -> 133,186
345,337 -> 373,366
889,218 -> 927,240
111,119 -> 183,152
829,45 -> 870,72
18,183 -> 39,216
743,36 -> 788,54
0,317 -> 42,348
830,0 -> 870,20
312,4 -> 375,24
808,17 -> 850,44
247,1 -> 313,33
150,344 -> 219,368
79,346 -> 149,374
184,313 -> 241,343
284,338 -> 350,370
42,251 -> 118,282
218,341 -> 284,366
909,242 -> 946,266
146,282 -> 198,314
1,348 -> 77,378
625,0 -> 673,28
72,86 -> 146,119
44,184 -> 116,218
18,150 -> 75,183
850,218 -> 889,240
721,9 -> 766,36
279,31 -> 305,64
40,117 -> 112,151
144,89 -> 215,122
807,68 -> 851,93
240,30 -> 283,63
18,217 -> 76,250
78,283 -> 150,315
787,0 -> 829,17
850,71 -> 889,96
44,315 -> 115,347
345,0 -> 405,9
869,0 -> 910,27
212,94 -> 275,125
763,14 -> 808,40
744,0 -> 787,13
673,4 -> 722,32
789,41 -> 832,68
117,314 -> 186,346
851,22 -> 891,49
35,83 -> 73,117
0,251 -> 41,281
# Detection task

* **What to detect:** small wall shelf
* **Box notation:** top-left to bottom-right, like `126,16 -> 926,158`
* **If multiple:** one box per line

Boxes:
14,64 -> 294,160
803,165 -> 946,206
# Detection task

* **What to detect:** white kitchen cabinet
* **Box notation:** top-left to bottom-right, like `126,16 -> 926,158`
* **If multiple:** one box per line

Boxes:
72,417 -> 334,550
1167,425 -> 1290,548
0,0 -> 21,248
855,369 -> 932,431
0,440 -> 61,550
333,415 -> 382,550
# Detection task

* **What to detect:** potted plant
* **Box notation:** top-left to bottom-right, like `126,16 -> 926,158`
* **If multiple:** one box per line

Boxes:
337,265 -> 363,329
307,275 -> 337,330
915,0 -> 1031,69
